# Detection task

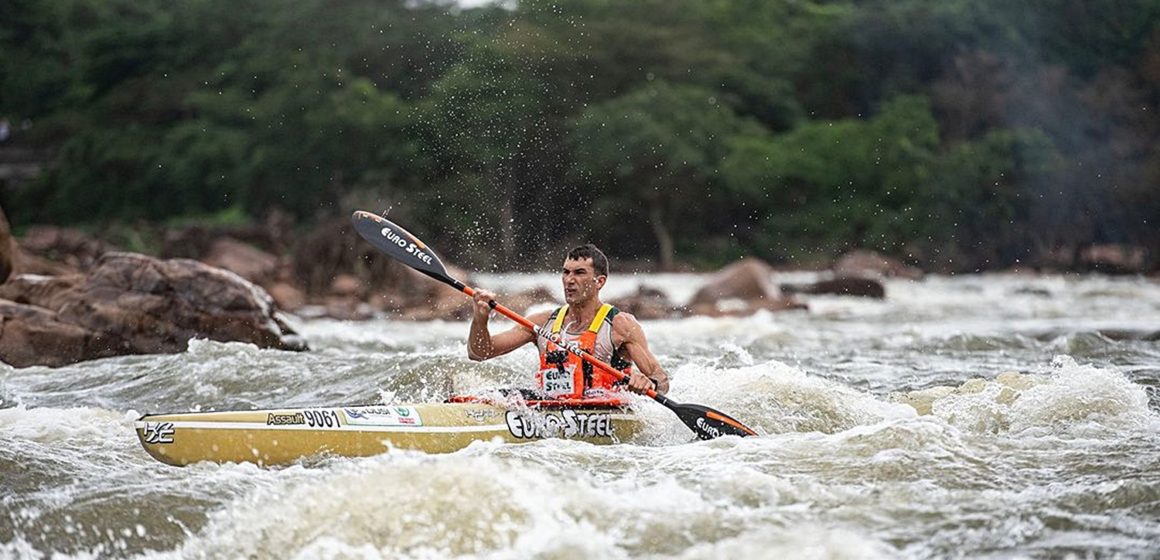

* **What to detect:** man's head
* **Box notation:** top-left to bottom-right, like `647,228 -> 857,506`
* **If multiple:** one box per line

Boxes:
561,244 -> 608,305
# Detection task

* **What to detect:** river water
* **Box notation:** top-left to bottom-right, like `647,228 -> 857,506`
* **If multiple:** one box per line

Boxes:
1,272 -> 1158,559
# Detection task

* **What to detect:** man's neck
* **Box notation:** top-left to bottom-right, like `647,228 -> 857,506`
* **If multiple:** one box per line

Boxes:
566,298 -> 603,327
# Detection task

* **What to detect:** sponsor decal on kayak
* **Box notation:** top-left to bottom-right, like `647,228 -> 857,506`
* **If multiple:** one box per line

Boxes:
464,407 -> 501,423
505,409 -> 614,439
342,406 -> 424,427
142,421 -> 175,444
267,412 -> 306,426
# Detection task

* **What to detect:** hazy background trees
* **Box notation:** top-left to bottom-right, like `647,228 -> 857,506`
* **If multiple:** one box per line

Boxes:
2,0 -> 1157,271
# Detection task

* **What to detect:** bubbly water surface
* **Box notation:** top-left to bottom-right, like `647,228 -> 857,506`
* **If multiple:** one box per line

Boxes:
2,273 -> 1158,558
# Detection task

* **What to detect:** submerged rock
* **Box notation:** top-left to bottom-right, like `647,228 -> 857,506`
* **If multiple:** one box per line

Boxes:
833,250 -> 923,280
780,277 -> 886,299
0,252 -> 307,368
890,371 -> 1036,416
1078,244 -> 1149,274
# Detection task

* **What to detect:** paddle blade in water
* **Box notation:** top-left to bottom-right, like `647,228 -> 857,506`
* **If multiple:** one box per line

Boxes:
352,211 -> 453,283
672,402 -> 758,440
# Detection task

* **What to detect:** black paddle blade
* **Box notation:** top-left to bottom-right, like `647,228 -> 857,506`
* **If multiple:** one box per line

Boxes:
672,402 -> 759,440
352,211 -> 455,284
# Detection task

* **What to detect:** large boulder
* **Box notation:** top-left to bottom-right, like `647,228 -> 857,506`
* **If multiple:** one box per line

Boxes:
12,249 -> 77,278
264,281 -> 307,311
161,219 -> 289,262
64,252 -> 307,353
0,300 -> 116,368
0,273 -> 83,310
202,237 -> 283,285
609,285 -> 680,320
0,206 -> 81,281
0,252 -> 307,367
17,226 -> 114,270
688,259 -> 804,316
159,220 -> 304,309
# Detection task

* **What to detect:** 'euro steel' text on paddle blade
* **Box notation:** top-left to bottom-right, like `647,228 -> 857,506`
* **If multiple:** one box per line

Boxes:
351,211 -> 460,289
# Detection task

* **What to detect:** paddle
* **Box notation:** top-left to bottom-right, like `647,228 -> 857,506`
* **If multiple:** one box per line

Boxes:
352,210 -> 758,440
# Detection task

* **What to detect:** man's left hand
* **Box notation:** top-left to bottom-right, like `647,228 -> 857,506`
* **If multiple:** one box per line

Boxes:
625,371 -> 656,394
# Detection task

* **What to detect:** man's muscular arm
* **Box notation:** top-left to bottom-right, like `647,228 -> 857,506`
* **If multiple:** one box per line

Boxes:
467,289 -> 543,360
612,313 -> 670,395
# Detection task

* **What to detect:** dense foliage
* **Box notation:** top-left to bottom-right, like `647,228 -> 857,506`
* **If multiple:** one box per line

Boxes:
2,0 -> 1157,270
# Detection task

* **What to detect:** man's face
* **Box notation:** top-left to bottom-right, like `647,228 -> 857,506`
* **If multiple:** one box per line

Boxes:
561,257 -> 605,305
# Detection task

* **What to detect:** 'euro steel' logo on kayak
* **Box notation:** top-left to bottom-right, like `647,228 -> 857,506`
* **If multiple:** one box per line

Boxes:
505,409 -> 613,439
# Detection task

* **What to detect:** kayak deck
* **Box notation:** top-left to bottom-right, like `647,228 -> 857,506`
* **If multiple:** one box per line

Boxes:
135,400 -> 641,467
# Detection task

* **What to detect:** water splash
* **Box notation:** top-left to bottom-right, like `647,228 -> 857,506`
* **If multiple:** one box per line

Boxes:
671,360 -> 915,435
896,356 -> 1154,435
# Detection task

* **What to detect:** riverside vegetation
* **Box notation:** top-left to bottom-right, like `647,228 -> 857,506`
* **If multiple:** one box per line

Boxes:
1,0 -> 1158,273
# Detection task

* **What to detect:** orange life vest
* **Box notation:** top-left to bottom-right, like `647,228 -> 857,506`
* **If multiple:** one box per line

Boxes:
536,303 -> 633,399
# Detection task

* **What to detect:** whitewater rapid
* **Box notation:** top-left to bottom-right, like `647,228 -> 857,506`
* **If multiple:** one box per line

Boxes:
2,273 -> 1158,558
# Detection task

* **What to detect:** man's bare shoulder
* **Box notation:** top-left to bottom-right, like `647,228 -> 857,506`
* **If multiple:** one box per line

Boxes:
611,310 -> 644,338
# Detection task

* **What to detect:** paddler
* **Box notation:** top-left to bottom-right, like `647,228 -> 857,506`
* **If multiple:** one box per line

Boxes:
468,244 -> 670,397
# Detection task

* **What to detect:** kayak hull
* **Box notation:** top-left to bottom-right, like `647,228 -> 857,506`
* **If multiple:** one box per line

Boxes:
135,401 -> 641,467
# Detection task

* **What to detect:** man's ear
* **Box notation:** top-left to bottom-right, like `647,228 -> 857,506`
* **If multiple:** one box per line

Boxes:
595,275 -> 607,289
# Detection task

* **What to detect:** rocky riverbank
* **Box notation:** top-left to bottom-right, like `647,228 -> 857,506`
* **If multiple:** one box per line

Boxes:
2,204 -> 1153,367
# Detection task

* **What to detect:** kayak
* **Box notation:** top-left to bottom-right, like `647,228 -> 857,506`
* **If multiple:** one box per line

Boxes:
135,396 -> 642,467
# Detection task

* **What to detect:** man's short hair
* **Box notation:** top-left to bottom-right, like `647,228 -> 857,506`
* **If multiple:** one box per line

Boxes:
566,244 -> 609,277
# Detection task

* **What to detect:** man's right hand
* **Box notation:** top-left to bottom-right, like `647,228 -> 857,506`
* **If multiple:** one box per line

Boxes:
472,289 -> 496,321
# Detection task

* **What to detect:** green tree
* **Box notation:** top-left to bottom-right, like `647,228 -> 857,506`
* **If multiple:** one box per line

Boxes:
915,128 -> 1056,270
722,95 -> 939,262
570,81 -> 763,269
414,14 -> 577,264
